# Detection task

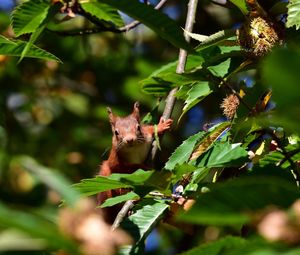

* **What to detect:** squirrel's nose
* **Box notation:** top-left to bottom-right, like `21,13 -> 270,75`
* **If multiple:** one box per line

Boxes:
124,135 -> 136,144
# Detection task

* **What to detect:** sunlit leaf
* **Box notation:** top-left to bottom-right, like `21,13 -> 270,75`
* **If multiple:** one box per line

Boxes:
120,200 -> 169,253
80,1 -> 124,27
179,81 -> 213,121
183,29 -> 208,42
287,0 -> 300,30
196,142 -> 249,168
100,191 -> 139,208
0,35 -> 61,62
190,122 -> 231,160
195,29 -> 237,51
73,177 -> 131,197
109,169 -> 171,191
11,0 -> 50,37
165,130 -> 206,171
208,58 -> 231,78
73,169 -> 172,197
12,0 -> 61,62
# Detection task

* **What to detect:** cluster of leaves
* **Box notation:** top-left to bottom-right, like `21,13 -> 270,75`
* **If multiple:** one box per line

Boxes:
1,0 -> 300,254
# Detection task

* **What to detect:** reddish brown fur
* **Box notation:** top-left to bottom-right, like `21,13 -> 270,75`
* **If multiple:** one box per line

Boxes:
98,102 -> 172,223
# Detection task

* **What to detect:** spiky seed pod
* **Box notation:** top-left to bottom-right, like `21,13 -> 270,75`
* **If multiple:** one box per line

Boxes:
220,94 -> 240,120
237,17 -> 283,57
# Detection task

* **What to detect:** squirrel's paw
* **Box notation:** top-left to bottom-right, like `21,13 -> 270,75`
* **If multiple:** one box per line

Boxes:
158,117 -> 173,133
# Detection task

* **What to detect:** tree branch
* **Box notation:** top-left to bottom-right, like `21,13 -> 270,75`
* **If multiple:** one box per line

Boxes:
151,0 -> 199,161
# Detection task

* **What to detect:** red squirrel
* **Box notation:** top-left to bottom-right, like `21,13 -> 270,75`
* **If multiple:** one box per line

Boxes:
98,102 -> 172,218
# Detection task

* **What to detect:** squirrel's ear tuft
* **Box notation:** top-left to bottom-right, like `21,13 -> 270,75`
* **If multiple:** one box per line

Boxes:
107,107 -> 116,125
132,102 -> 140,121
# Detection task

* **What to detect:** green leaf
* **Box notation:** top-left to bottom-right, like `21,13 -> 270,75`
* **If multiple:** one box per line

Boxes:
286,0 -> 300,30
120,200 -> 169,252
141,77 -> 174,96
100,191 -> 139,208
73,169 -> 172,197
180,81 -> 213,120
142,71 -> 206,96
181,236 -> 296,255
196,142 -> 249,168
183,236 -> 300,255
14,156 -> 80,206
172,163 -> 199,182
80,1 -> 124,27
0,202 -> 79,254
208,58 -> 231,78
151,54 -> 205,77
261,48 -> 300,132
165,130 -> 206,171
228,0 -> 249,15
109,169 -> 171,191
99,0 -> 191,51
0,35 -> 61,62
195,29 -> 237,52
73,176 -> 131,196
269,1 -> 288,16
142,46 -> 230,96
183,29 -> 208,42
11,0 -> 50,37
12,1 -> 61,62
178,177 -> 300,226
190,122 -> 231,160
181,236 -> 247,255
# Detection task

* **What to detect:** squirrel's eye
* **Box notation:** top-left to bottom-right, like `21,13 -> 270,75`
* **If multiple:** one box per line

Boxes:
114,130 -> 119,136
137,125 -> 141,132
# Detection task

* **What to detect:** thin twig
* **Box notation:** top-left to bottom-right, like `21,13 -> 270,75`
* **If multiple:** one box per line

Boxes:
111,200 -> 135,231
151,0 -> 199,161
49,0 -> 168,36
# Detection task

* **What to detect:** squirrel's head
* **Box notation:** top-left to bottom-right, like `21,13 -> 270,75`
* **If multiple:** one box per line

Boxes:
107,102 -> 142,146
